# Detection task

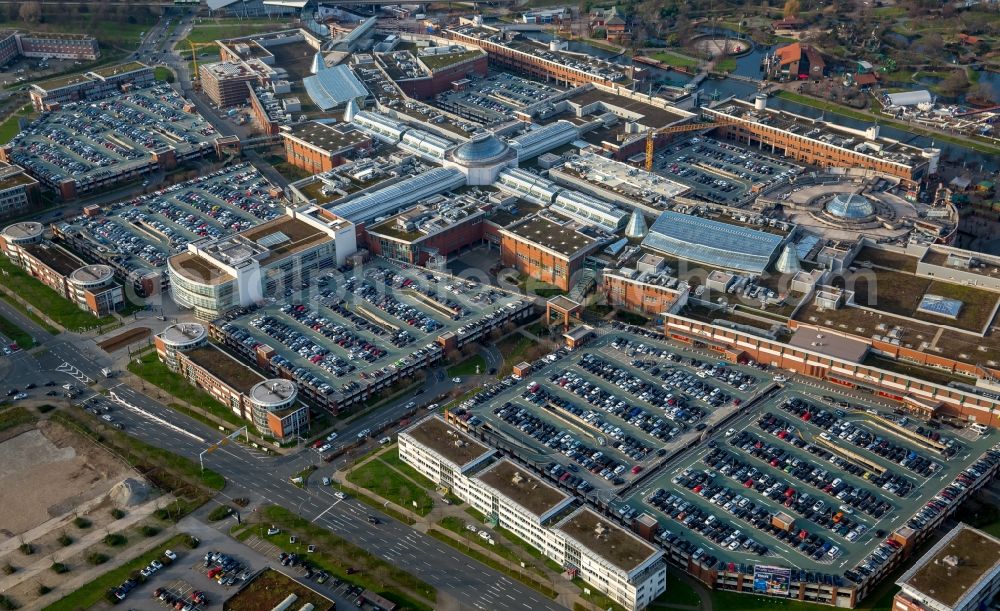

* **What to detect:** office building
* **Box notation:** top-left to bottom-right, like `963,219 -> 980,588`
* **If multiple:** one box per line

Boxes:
282,121 -> 373,174
894,524 -> 1000,611
154,323 -> 307,440
500,213 -> 604,291
168,209 -> 356,320
0,225 -> 123,317
399,415 -> 666,610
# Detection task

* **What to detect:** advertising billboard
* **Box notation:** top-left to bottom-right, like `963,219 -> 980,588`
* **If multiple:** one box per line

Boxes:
753,565 -> 791,596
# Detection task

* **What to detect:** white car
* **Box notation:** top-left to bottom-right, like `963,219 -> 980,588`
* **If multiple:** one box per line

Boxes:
452,377 -> 462,383
326,432 -> 338,442
334,491 -> 347,500
164,550 -> 177,561
725,428 -> 736,437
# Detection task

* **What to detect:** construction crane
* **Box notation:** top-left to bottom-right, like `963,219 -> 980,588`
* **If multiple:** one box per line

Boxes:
188,41 -> 218,89
644,116 -> 743,172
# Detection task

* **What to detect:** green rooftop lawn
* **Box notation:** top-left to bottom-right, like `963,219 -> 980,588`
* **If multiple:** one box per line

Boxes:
127,350 -> 244,426
0,256 -> 115,331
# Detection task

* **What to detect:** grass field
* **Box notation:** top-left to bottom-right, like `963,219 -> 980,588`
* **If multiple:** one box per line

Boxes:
347,453 -> 435,515
0,406 -> 35,433
0,312 -> 34,349
649,573 -> 702,608
649,51 -> 700,69
127,350 -> 244,426
0,104 -> 33,145
43,535 -> 190,611
0,256 -> 115,331
153,66 -> 174,83
447,355 -> 486,377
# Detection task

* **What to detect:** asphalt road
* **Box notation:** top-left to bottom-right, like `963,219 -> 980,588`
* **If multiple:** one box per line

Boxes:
85,382 -> 564,611
0,307 -> 562,611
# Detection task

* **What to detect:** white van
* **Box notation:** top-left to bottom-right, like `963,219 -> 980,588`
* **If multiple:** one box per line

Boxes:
970,423 -> 988,434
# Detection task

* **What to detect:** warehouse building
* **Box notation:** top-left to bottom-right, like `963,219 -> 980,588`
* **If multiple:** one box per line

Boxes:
500,213 -> 604,291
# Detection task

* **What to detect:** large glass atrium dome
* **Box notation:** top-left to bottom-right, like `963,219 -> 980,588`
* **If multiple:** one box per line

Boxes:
825,193 -> 875,220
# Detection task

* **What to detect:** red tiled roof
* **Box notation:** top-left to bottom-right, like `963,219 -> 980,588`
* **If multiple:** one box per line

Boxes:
774,43 -> 802,66
855,73 -> 878,86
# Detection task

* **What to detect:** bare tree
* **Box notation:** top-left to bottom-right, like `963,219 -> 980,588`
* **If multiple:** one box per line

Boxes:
19,1 -> 41,23
783,0 -> 800,19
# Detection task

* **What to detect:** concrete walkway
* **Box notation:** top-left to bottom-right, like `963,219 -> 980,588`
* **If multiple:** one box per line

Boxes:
0,497 -> 175,606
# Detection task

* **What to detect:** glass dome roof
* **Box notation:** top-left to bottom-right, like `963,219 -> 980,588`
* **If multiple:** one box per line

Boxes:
453,132 -> 509,163
826,193 -> 875,219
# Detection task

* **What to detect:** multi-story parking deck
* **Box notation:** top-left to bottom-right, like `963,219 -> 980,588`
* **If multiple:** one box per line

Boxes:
209,260 -> 534,417
53,163 -> 284,297
4,83 -> 220,199
449,325 -> 1000,607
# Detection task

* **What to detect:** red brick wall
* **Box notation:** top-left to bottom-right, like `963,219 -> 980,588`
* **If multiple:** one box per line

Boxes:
500,232 -> 575,291
604,275 -> 680,315
397,55 -> 488,99
663,313 -> 1000,425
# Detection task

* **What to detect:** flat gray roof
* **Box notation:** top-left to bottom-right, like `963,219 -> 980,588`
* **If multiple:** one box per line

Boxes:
787,326 -> 870,363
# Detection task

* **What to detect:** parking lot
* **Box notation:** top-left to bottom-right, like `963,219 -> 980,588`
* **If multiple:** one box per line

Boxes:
62,163 -> 283,274
652,136 -> 801,206
214,261 -> 532,423
461,330 -> 765,493
430,73 -> 563,127
620,383 -> 998,580
8,83 -> 217,191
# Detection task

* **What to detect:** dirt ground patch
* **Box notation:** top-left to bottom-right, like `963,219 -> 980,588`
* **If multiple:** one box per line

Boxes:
98,326 -> 151,353
0,420 -> 132,537
226,568 -> 334,611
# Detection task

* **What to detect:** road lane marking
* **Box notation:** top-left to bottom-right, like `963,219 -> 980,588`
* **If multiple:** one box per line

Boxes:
313,503 -> 338,523
109,391 -> 205,442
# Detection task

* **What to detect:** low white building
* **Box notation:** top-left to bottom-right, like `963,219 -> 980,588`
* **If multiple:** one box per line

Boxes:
399,415 -> 667,610
551,507 -> 667,610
